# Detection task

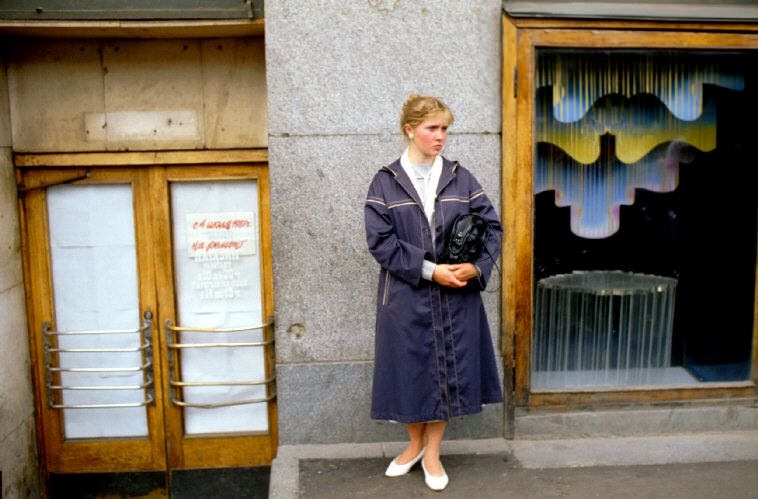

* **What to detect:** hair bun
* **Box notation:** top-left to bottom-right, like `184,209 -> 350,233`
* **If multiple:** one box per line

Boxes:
399,94 -> 454,138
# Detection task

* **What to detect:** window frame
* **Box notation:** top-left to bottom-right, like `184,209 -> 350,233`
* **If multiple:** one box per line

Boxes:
501,15 -> 758,409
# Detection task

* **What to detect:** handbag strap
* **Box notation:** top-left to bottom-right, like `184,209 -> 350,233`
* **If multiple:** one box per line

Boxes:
452,213 -> 502,293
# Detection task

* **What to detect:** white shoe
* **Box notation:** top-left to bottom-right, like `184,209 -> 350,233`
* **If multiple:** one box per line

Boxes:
385,447 -> 425,477
421,457 -> 449,491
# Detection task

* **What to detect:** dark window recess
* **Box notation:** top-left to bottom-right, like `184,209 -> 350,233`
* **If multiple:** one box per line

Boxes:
533,50 -> 757,387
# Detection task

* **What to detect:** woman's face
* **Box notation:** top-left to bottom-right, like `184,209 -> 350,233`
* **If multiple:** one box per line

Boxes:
407,112 -> 450,161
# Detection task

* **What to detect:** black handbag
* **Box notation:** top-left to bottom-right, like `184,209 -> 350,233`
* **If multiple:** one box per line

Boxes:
440,213 -> 489,264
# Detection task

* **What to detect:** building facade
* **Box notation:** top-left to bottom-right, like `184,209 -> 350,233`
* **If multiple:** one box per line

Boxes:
1,1 -> 756,497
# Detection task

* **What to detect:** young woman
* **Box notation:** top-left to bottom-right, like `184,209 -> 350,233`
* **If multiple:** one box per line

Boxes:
364,94 -> 503,491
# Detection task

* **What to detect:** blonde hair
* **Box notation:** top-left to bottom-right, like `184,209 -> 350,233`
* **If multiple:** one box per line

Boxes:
400,93 -> 454,138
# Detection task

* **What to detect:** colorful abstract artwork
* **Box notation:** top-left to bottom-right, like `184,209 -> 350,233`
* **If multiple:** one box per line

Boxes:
536,140 -> 697,239
535,52 -> 744,239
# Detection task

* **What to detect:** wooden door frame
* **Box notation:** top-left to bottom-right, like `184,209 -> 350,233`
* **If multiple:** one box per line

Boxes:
153,163 -> 277,469
500,16 -> 758,409
16,149 -> 276,475
17,167 -> 166,473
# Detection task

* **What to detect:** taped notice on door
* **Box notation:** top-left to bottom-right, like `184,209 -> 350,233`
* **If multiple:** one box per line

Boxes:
186,212 -> 257,259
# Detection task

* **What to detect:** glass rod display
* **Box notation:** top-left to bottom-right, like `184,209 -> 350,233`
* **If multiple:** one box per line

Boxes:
533,271 -> 677,388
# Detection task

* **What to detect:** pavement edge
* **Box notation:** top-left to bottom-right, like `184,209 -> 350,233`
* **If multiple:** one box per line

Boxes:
269,432 -> 758,498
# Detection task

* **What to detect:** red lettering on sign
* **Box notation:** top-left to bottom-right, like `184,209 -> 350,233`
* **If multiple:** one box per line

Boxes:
200,219 -> 252,231
205,239 -> 247,253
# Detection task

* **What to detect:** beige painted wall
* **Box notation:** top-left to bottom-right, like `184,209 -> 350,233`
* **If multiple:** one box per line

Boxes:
7,37 -> 267,152
0,61 -> 38,499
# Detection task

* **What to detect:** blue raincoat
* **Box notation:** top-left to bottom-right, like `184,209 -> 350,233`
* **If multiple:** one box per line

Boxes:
365,157 -> 503,423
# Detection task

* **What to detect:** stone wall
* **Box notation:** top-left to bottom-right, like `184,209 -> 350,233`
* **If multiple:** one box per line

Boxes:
265,0 -> 505,444
0,60 -> 38,499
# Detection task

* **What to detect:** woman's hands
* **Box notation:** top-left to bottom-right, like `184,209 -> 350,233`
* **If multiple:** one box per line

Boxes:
432,263 -> 478,288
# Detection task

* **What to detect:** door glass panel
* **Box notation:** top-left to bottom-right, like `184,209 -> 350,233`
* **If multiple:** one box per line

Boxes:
170,180 -> 268,434
532,50 -> 757,389
47,184 -> 147,438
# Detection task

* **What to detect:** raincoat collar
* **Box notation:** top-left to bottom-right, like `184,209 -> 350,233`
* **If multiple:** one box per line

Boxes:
383,159 -> 423,207
382,156 -> 459,205
436,157 -> 459,196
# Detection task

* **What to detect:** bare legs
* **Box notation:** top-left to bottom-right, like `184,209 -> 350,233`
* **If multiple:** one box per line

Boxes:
395,422 -> 425,464
422,421 -> 446,476
395,421 -> 447,476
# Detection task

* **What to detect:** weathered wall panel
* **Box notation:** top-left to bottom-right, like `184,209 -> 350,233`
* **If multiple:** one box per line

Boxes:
0,62 -> 10,146
8,40 -> 106,152
201,38 -> 268,149
7,37 -> 267,152
102,39 -> 205,150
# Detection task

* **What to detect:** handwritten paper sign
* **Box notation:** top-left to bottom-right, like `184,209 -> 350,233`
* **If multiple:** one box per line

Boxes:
186,212 -> 257,259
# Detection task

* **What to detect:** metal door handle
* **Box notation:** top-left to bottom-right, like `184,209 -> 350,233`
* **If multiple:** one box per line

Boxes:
165,318 -> 276,409
42,311 -> 156,410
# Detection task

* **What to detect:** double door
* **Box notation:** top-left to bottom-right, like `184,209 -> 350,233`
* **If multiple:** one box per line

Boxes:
18,152 -> 276,474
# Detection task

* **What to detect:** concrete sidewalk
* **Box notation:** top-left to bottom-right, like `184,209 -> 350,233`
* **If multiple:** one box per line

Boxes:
299,457 -> 758,498
270,432 -> 758,498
